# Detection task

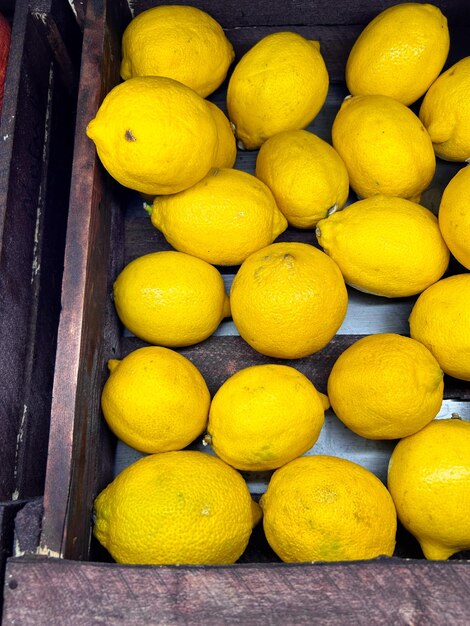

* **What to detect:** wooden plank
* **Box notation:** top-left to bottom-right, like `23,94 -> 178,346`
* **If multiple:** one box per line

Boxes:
0,0 -> 35,503
0,498 -> 44,615
0,502 -> 23,616
68,1 -> 87,28
3,556 -> 470,625
131,0 -> 470,27
29,0 -> 83,98
13,12 -> 81,501
121,334 -> 364,397
0,3 -> 61,500
0,0 -> 81,502
38,0 -> 129,561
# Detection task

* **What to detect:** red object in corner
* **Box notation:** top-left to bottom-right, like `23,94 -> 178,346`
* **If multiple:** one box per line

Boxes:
0,12 -> 11,113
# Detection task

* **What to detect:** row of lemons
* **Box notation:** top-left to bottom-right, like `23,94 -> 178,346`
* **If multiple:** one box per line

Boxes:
87,3 -> 470,566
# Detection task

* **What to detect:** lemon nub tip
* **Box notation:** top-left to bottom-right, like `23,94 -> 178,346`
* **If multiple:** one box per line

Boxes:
85,120 -> 96,140
318,391 -> 330,411
107,359 -> 120,372
222,294 -> 231,319
420,539 -> 460,561
251,500 -> 263,527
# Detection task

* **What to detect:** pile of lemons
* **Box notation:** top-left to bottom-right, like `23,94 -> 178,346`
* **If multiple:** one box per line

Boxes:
87,3 -> 470,567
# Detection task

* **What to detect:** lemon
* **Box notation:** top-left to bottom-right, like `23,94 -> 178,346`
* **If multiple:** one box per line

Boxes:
230,242 -> 348,359
388,417 -> 470,560
419,56 -> 470,162
327,334 -> 444,440
149,168 -> 287,266
346,3 -> 449,106
205,364 -> 327,471
207,101 -> 237,169
86,76 -> 218,195
255,130 -> 349,228
260,455 -> 397,562
101,346 -> 210,454
94,450 -> 261,565
120,5 -> 234,98
438,164 -> 470,269
409,274 -> 470,381
227,32 -> 329,150
316,195 -> 449,297
332,94 -> 436,201
113,251 -> 230,347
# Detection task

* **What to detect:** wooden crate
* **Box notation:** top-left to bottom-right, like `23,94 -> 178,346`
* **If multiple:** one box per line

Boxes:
3,0 -> 470,623
0,0 -> 82,602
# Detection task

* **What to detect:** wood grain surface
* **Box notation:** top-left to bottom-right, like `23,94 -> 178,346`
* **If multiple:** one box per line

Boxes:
0,502 -> 24,615
3,555 -> 470,625
38,0 -> 129,561
131,0 -> 470,27
0,0 -> 80,501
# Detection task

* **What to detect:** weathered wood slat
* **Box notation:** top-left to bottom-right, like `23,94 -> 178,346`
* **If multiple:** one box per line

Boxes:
29,0 -> 83,98
122,334 -> 361,396
0,501 -> 24,615
0,2 -> 50,503
38,0 -> 129,562
0,0 -> 81,501
3,555 -> 470,625
131,0 -> 470,27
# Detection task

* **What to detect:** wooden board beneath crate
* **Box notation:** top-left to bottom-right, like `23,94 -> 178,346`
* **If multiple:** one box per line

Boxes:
3,555 -> 470,625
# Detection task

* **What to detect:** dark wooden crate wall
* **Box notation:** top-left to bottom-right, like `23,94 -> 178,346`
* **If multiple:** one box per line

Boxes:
0,0 -> 81,501
0,0 -> 82,609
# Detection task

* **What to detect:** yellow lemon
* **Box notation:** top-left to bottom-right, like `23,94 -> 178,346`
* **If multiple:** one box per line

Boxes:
409,274 -> 470,381
420,56 -> 470,162
260,455 -> 397,562
101,346 -> 210,454
86,76 -> 218,195
316,195 -> 449,297
206,101 -> 237,168
120,5 -> 234,97
113,251 -> 230,347
227,32 -> 329,150
230,242 -> 348,359
438,164 -> 470,269
387,417 -> 470,560
332,94 -> 436,201
149,168 -> 287,266
94,450 -> 261,565
327,334 -> 444,440
346,3 -> 449,106
255,130 -> 349,228
205,364 -> 327,471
